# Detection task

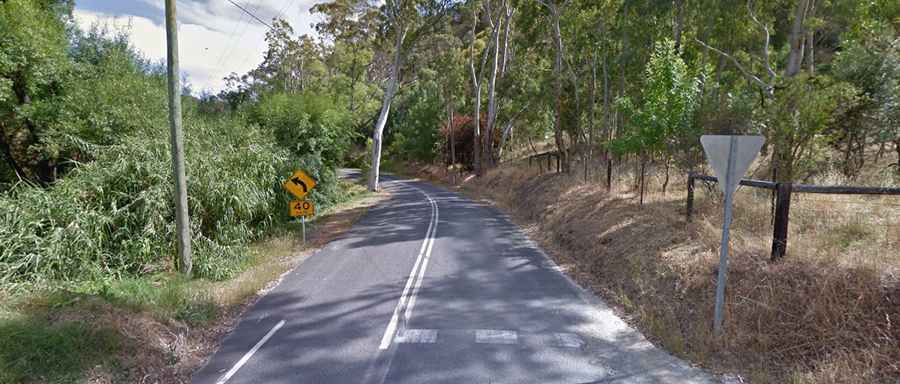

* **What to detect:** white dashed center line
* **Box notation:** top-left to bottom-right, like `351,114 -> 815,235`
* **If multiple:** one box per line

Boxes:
475,329 -> 519,345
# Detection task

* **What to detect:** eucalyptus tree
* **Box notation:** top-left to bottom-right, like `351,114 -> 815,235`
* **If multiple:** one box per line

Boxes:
466,0 -> 512,174
535,0 -> 571,172
368,0 -> 456,191
427,21 -> 467,169
466,0 -> 492,175
693,0 -> 834,182
250,21 -> 324,95
312,0 -> 382,125
480,0 -> 514,169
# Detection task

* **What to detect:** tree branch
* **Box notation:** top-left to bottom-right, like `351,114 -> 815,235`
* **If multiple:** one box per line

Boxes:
747,0 -> 777,84
694,38 -> 770,92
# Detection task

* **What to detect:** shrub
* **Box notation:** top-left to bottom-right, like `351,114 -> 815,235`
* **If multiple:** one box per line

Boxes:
388,85 -> 443,162
249,92 -> 354,166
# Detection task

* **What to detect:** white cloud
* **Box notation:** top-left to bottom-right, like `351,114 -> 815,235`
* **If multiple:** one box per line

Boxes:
73,0 -> 322,94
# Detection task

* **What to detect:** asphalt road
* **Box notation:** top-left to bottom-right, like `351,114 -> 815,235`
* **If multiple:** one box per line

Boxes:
193,172 -> 716,384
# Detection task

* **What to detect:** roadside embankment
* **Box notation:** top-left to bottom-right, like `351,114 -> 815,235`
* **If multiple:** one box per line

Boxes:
406,161 -> 899,383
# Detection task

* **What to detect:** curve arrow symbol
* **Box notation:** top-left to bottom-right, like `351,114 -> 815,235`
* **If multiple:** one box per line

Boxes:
291,177 -> 308,193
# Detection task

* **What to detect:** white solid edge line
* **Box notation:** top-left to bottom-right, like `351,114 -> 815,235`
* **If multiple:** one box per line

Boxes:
378,185 -> 438,350
404,196 -> 437,322
215,319 -> 285,384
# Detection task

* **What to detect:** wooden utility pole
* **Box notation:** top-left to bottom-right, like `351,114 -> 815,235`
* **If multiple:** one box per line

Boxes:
165,0 -> 192,275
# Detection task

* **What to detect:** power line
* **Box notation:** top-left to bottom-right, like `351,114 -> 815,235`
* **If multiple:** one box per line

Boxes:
235,0 -> 302,74
226,0 -> 274,30
217,0 -> 300,88
276,0 -> 300,21
214,9 -> 248,68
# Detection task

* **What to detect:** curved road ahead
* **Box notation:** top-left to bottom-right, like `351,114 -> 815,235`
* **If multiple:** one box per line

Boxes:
193,173 -> 715,384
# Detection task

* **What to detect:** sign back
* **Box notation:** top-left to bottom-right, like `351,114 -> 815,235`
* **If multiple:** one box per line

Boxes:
700,135 -> 765,197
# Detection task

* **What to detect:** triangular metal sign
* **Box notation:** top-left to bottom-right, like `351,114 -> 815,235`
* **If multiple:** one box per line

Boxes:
700,135 -> 765,197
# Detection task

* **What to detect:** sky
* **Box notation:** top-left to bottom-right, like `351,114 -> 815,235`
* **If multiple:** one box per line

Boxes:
72,0 -> 322,94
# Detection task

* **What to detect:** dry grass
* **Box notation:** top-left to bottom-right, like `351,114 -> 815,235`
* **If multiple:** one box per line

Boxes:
415,159 -> 899,383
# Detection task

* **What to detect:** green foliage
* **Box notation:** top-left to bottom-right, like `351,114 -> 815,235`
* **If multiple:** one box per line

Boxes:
388,85 -> 443,162
250,92 -> 353,166
0,0 -> 72,182
58,27 -> 168,146
828,34 -> 900,175
1,4 -> 169,184
248,91 -> 356,209
767,74 -> 857,181
612,39 -> 700,162
0,6 -> 361,287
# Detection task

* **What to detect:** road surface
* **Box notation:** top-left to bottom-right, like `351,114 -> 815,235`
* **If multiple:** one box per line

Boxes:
193,172 -> 715,384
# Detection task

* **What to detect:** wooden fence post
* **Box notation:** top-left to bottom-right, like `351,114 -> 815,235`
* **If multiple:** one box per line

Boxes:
771,182 -> 793,261
686,173 -> 695,222
606,157 -> 612,191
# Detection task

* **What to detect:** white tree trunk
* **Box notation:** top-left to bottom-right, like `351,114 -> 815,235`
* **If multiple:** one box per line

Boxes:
449,104 -> 456,166
497,103 -> 528,160
368,33 -> 404,191
550,3 -> 568,172
586,50 -> 596,182
499,3 -> 512,77
785,0 -> 810,77
472,79 -> 483,174
469,6 -> 495,176
498,121 -> 514,160
805,0 -> 816,74
672,0 -> 684,53
483,10 -> 503,168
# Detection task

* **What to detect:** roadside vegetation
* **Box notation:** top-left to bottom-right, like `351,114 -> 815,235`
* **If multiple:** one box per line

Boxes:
355,0 -> 900,381
3,0 -> 900,382
0,182 -> 381,383
0,1 -> 379,382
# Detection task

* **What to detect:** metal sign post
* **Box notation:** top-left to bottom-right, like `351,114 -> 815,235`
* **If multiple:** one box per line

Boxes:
288,199 -> 315,244
700,135 -> 764,335
713,137 -> 737,335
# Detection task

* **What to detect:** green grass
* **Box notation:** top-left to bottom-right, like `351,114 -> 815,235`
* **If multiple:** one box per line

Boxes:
91,276 -> 219,326
0,313 -> 119,383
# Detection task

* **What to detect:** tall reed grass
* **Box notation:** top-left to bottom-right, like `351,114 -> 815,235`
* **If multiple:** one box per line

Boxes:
0,117 -> 343,286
